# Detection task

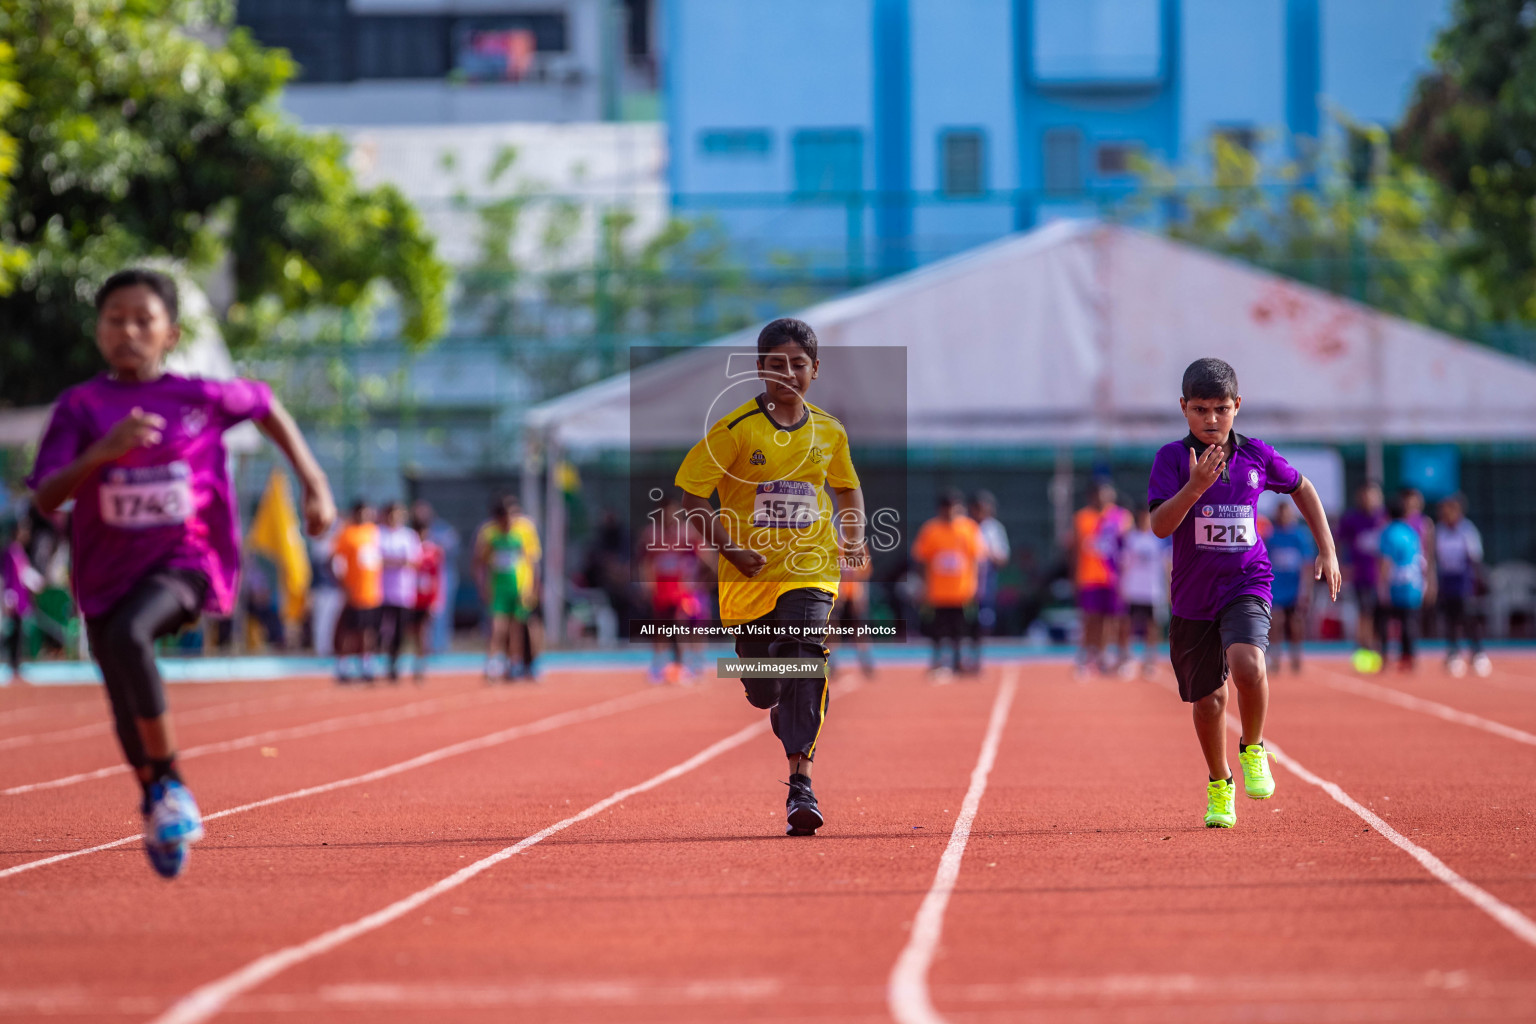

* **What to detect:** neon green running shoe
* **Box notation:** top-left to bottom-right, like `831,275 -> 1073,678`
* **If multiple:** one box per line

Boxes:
1204,777 -> 1236,828
1239,743 -> 1276,799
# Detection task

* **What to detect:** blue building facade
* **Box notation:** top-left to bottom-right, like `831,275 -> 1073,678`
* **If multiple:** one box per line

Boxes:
666,0 -> 1449,276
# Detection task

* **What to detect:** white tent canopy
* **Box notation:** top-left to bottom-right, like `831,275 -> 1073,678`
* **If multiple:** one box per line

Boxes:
528,219 -> 1536,450
525,219 -> 1536,639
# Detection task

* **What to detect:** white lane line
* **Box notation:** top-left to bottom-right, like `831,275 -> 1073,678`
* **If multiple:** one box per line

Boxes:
1265,735 -> 1536,948
0,688 -> 680,880
0,687 -> 360,753
149,714 -> 774,1024
4,686 -> 525,796
1224,707 -> 1536,951
1315,669 -> 1536,748
888,668 -> 1018,1024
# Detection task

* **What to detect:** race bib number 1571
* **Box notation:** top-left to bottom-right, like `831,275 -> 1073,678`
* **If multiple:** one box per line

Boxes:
752,480 -> 817,529
100,462 -> 194,529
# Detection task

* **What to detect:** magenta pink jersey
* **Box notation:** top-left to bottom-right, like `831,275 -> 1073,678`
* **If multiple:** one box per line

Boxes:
26,374 -> 272,618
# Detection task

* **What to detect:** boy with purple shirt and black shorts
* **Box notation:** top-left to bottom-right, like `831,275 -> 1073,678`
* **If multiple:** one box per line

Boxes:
1148,359 -> 1340,828
27,269 -> 335,878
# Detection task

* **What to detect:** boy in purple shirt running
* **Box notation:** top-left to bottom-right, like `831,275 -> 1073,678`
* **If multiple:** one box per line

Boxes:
1148,359 -> 1340,828
27,269 -> 335,878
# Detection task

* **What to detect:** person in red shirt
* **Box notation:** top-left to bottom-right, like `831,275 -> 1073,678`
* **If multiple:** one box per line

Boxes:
640,495 -> 705,683
408,514 -> 445,684
912,491 -> 982,679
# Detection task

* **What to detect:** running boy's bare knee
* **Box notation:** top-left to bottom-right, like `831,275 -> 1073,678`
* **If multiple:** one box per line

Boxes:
1226,643 -> 1267,690
1193,686 -> 1226,720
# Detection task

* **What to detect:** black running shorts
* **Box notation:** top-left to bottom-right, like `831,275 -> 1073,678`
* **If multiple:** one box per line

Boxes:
1168,595 -> 1271,703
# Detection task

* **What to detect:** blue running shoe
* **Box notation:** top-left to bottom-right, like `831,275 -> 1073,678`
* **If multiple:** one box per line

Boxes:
143,834 -> 189,879
148,780 -> 205,845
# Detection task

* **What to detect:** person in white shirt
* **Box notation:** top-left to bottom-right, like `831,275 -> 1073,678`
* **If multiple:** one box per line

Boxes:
1119,506 -> 1170,679
1436,494 -> 1489,677
968,491 -> 1011,673
377,501 -> 422,682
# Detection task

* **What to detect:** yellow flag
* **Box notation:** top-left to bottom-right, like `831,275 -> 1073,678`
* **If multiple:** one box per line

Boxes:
246,469 -> 312,623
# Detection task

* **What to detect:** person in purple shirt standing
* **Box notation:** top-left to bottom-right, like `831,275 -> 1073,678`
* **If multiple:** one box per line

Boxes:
1,518 -> 44,683
1148,359 -> 1340,829
27,268 -> 336,879
1336,481 -> 1387,662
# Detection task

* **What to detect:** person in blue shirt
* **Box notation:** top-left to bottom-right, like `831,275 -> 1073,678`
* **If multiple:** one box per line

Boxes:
1266,501 -> 1314,674
1375,494 -> 1428,672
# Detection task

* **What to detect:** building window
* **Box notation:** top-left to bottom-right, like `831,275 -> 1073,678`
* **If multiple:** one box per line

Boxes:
1095,141 -> 1142,177
1033,0 -> 1162,84
237,0 -> 351,83
700,129 -> 773,158
1043,128 -> 1084,195
940,129 -> 986,197
354,16 -> 449,80
1347,124 -> 1387,189
793,129 -> 863,197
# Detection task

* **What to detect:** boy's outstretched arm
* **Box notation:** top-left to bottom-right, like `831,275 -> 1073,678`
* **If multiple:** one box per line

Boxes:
1290,477 -> 1341,601
680,492 -> 767,578
1150,445 -> 1226,539
255,397 -> 336,537
831,485 -> 868,570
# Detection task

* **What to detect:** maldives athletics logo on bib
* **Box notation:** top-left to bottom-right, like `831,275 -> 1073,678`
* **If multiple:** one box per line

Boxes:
1202,505 -> 1215,517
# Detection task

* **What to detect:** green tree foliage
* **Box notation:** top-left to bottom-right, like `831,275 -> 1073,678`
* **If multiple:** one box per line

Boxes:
1399,0 -> 1536,322
0,41 -> 25,292
1125,133 -> 1489,336
0,0 -> 448,405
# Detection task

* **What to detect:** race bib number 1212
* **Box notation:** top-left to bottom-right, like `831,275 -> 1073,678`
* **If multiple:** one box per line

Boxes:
1194,504 -> 1256,550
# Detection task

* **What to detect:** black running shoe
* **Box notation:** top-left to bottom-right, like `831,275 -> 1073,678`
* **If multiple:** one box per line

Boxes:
785,772 -> 822,836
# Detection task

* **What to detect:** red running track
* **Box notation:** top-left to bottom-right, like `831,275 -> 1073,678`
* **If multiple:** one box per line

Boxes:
2,655 -> 1536,1022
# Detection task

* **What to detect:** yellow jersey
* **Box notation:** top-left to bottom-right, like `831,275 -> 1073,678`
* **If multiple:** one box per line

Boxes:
676,394 -> 859,625
477,515 -> 541,595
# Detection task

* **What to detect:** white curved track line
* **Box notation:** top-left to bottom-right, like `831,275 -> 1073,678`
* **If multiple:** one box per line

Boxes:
1315,669 -> 1536,748
888,668 -> 1018,1024
0,688 -> 679,880
149,715 -> 773,1024
0,688 -> 357,752
4,687 -> 523,796
1262,731 -> 1536,949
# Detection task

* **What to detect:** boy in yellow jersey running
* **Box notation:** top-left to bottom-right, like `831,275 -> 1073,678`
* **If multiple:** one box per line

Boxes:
676,318 -> 867,836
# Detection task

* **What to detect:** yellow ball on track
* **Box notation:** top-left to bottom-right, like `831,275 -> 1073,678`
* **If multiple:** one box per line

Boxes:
1352,648 -> 1383,674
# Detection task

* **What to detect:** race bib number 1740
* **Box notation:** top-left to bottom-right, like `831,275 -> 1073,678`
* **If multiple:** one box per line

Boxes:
99,462 -> 194,529
1194,504 -> 1256,550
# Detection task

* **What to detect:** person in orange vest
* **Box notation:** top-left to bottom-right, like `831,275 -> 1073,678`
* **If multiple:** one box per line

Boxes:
331,500 -> 383,683
912,490 -> 982,680
1072,480 -> 1132,677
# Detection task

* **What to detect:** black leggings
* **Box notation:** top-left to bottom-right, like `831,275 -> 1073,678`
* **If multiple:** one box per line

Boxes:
380,604 -> 411,666
1374,604 -> 1418,663
735,588 -> 834,760
930,605 -> 969,671
3,614 -> 21,674
85,571 -> 206,769
1441,595 -> 1484,656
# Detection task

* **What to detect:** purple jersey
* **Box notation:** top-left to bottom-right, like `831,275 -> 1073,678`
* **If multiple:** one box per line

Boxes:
1336,508 -> 1387,590
1147,432 -> 1301,620
26,374 -> 272,618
